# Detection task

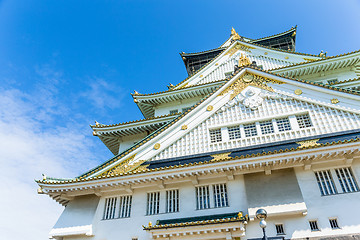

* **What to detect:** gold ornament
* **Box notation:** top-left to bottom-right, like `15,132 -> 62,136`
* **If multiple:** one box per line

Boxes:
296,139 -> 320,149
181,125 -> 188,130
264,52 -> 268,55
331,98 -> 339,104
210,152 -> 231,161
99,154 -> 148,177
238,53 -> 251,67
206,105 -> 214,111
154,143 -> 161,150
294,89 -> 303,95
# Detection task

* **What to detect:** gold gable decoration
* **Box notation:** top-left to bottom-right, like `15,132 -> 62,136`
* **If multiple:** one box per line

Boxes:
219,73 -> 284,100
238,53 -> 251,67
98,154 -> 149,177
226,42 -> 254,57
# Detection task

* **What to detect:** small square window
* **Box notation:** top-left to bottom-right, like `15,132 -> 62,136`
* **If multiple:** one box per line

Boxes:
296,114 -> 312,128
228,126 -> 241,140
275,224 -> 285,235
276,117 -> 292,132
260,120 -> 274,135
244,123 -> 257,137
309,220 -> 320,231
209,129 -> 222,143
329,218 -> 340,229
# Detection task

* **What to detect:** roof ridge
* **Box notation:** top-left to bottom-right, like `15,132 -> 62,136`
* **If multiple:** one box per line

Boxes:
270,49 -> 360,71
251,26 -> 297,42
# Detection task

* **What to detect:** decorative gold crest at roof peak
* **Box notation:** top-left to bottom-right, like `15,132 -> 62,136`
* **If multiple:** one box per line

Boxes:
219,73 -> 284,100
231,27 -> 241,41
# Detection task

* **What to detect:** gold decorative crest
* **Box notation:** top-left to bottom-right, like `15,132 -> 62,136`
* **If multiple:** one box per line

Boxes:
231,27 -> 241,41
296,139 -> 320,149
331,98 -> 339,104
99,154 -> 148,177
210,152 -> 231,161
154,143 -> 161,150
181,125 -> 188,130
206,105 -> 214,111
218,73 -> 283,100
238,53 -> 251,67
294,89 -> 303,95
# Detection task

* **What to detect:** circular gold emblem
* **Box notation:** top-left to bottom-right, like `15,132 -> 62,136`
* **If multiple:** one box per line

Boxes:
154,143 -> 160,150
294,89 -> 302,95
199,75 -> 203,78
206,105 -> 214,111
243,74 -> 254,83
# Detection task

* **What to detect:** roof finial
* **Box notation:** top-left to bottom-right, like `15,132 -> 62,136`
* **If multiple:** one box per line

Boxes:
319,50 -> 327,57
231,27 -> 241,41
133,90 -> 139,95
95,121 -> 100,126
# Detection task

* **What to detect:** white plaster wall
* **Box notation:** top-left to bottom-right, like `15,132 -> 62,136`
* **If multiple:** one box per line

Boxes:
154,96 -> 203,117
118,132 -> 148,154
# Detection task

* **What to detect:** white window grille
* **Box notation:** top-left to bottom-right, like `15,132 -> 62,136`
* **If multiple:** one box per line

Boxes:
166,189 -> 179,213
228,126 -> 241,140
329,218 -> 340,229
260,120 -> 274,135
296,114 -> 312,128
147,192 -> 160,215
276,117 -> 292,132
209,129 -> 222,143
103,197 -> 117,220
244,123 -> 257,137
275,224 -> 285,235
213,183 -> 228,208
335,167 -> 359,193
169,109 -> 178,115
195,186 -> 210,210
314,170 -> 337,196
309,220 -> 320,231
119,195 -> 132,218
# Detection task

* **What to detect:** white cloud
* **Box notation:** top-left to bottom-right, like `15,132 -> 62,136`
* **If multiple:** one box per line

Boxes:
0,70 -> 104,239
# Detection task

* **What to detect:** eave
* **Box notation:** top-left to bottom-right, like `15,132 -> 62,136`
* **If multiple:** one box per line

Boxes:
92,114 -> 179,155
271,50 -> 360,78
133,80 -> 225,119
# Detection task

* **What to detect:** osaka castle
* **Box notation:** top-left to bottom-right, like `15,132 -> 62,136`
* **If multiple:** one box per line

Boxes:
37,26 -> 360,240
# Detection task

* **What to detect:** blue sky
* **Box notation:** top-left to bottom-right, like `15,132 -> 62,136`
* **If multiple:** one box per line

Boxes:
0,0 -> 359,239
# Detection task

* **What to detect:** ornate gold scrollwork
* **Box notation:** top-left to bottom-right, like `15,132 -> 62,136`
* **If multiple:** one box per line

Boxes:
296,139 -> 320,149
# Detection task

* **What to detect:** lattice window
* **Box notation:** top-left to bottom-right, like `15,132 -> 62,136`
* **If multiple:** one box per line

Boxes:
276,117 -> 292,132
119,195 -> 132,218
296,114 -> 313,128
169,109 -> 178,115
260,120 -> 274,135
228,126 -> 241,140
275,224 -> 285,235
195,186 -> 210,210
213,183 -> 228,208
309,220 -> 320,231
103,197 -> 117,220
147,192 -> 160,215
244,123 -> 257,137
329,218 -> 340,229
209,129 -> 222,143
335,167 -> 359,193
166,189 -> 179,213
315,170 -> 337,196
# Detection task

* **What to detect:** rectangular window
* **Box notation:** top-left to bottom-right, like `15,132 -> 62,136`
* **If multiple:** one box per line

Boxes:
296,114 -> 313,128
275,224 -> 285,235
195,186 -> 210,210
314,170 -> 337,196
103,197 -> 117,220
209,129 -> 222,143
244,123 -> 257,137
309,220 -> 319,231
335,167 -> 359,193
228,126 -> 241,140
169,109 -> 178,115
260,120 -> 274,135
166,189 -> 179,213
119,195 -> 132,218
276,118 -> 292,132
329,218 -> 340,229
213,183 -> 228,208
147,192 -> 160,215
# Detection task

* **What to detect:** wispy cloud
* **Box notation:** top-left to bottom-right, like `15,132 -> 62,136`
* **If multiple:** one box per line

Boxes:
0,66 -> 106,240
